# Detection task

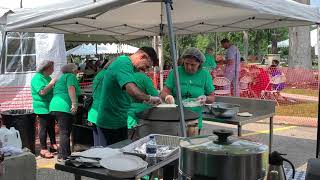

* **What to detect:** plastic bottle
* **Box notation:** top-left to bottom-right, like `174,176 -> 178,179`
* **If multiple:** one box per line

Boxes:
146,135 -> 157,166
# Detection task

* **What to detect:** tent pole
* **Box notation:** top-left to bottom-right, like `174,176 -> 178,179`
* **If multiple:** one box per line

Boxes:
158,36 -> 164,90
95,43 -> 98,54
164,0 -> 186,137
316,25 -> 320,158
0,31 -> 7,74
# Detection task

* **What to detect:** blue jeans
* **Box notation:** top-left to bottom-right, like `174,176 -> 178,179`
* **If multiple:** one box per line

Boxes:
92,124 -> 107,147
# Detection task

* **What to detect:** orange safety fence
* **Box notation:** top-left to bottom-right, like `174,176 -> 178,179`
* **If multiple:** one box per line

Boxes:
0,82 -> 93,112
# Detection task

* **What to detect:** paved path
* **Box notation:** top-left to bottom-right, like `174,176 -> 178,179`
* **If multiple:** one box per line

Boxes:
281,93 -> 318,102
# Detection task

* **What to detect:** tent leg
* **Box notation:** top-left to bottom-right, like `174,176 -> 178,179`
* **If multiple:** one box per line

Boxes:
0,31 -> 7,74
316,25 -> 320,158
164,0 -> 186,137
158,36 -> 164,90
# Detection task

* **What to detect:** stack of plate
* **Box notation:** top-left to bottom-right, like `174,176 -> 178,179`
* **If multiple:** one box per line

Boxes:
100,154 -> 148,178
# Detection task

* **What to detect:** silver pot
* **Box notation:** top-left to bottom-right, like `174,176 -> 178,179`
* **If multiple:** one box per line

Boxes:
179,129 -> 268,180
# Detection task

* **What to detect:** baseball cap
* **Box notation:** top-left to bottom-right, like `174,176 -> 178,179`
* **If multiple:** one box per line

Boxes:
139,46 -> 158,66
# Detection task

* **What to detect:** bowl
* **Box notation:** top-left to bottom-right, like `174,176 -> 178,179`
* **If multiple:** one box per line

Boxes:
207,102 -> 240,118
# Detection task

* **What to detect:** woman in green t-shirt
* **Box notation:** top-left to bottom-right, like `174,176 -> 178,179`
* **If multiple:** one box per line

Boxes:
160,47 -> 215,135
31,60 -> 57,158
50,63 -> 81,161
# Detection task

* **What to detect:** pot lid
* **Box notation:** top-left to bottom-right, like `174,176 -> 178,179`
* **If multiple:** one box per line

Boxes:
180,129 -> 268,155
136,107 -> 199,122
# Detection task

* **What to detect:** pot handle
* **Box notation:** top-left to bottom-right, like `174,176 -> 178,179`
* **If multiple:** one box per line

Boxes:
213,129 -> 233,144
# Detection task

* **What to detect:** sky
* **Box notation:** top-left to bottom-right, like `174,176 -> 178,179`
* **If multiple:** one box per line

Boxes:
311,0 -> 320,6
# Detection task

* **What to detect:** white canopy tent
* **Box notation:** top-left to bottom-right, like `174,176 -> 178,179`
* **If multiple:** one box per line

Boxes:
66,43 -> 139,56
1,0 -> 320,138
1,0 -> 320,40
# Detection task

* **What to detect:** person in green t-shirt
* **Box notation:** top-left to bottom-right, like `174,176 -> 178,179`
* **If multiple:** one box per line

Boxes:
50,63 -> 81,161
31,60 -> 57,159
203,47 -> 217,71
87,60 -> 113,147
96,47 -> 161,146
160,47 -> 215,135
127,72 -> 159,129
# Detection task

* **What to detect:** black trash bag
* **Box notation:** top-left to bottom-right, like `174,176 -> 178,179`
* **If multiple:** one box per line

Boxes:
1,109 -> 36,154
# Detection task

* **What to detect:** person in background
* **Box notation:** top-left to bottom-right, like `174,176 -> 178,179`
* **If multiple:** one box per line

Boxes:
96,47 -> 161,146
220,38 -> 241,96
50,63 -> 81,161
267,59 -> 285,97
203,47 -> 217,71
87,60 -> 114,147
127,72 -> 159,131
31,61 -> 58,159
160,47 -> 215,135
249,65 -> 271,97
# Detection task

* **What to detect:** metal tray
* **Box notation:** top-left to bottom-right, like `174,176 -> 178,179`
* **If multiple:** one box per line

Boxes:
120,134 -> 180,160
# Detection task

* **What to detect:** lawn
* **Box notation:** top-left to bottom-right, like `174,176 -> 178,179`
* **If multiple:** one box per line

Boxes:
282,88 -> 318,97
276,102 -> 318,118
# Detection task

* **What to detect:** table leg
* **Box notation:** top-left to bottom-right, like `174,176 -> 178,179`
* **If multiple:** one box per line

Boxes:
74,174 -> 81,180
238,125 -> 242,136
269,116 -> 274,154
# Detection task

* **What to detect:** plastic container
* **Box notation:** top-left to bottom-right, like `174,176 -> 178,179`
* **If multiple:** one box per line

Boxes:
1,109 -> 36,153
0,127 -> 22,149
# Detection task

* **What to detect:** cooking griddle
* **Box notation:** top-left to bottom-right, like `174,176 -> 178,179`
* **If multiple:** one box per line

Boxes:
136,107 -> 199,122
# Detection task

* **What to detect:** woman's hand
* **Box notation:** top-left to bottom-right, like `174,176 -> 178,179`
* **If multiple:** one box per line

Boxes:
165,95 -> 175,104
196,95 -> 207,105
70,103 -> 78,114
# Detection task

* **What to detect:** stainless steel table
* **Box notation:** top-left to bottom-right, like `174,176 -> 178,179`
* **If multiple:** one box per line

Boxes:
203,96 -> 275,153
55,139 -> 180,180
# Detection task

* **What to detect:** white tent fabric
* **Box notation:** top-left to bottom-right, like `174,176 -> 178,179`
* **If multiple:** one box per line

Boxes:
1,0 -> 320,42
67,43 -> 139,55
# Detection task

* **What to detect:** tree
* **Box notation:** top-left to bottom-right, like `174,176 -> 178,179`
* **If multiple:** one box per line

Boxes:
288,0 -> 312,69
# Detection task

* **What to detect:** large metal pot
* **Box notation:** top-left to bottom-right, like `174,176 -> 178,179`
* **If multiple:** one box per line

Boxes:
179,129 -> 268,180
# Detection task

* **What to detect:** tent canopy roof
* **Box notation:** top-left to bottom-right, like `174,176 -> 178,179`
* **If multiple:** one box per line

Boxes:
67,43 -> 139,55
1,0 -> 320,42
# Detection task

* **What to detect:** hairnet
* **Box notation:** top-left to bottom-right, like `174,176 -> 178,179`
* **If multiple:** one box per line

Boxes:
181,47 -> 205,63
61,63 -> 78,73
36,60 -> 54,72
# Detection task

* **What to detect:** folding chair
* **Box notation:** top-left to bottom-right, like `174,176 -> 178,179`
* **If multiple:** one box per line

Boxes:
239,76 -> 255,98
261,74 -> 286,106
213,77 -> 231,96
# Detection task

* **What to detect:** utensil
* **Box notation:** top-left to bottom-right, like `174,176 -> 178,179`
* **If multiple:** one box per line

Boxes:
179,129 -> 268,180
206,102 -> 240,118
182,98 -> 201,107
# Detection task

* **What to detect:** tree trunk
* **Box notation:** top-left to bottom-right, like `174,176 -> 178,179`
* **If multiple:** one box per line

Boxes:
243,31 -> 249,60
271,30 -> 278,54
288,0 -> 312,69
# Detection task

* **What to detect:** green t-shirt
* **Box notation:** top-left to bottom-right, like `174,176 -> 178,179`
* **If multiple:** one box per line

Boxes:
96,55 -> 136,129
31,72 -> 53,114
87,69 -> 107,124
165,66 -> 215,129
49,73 -> 81,114
127,72 -> 158,129
203,53 -> 217,71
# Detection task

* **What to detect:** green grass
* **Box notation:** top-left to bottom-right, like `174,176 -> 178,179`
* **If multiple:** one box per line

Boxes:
276,103 -> 318,118
282,88 -> 318,97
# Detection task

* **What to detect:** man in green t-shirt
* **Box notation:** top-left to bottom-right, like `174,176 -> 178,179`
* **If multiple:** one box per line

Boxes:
96,47 -> 161,145
203,47 -> 217,71
127,72 -> 159,129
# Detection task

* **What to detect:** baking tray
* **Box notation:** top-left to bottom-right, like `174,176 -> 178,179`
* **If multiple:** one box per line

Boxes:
120,134 -> 180,160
